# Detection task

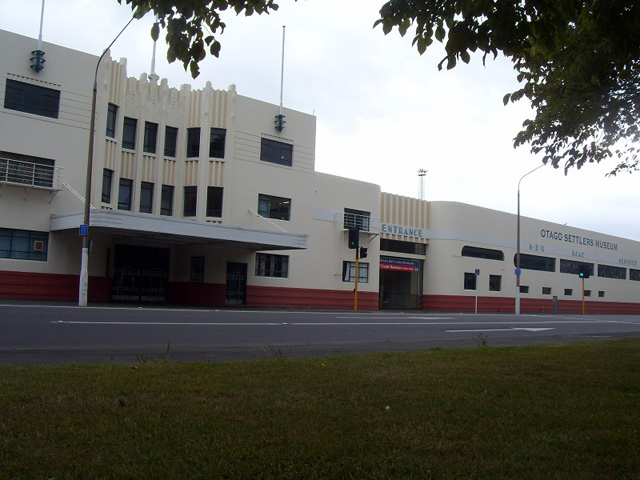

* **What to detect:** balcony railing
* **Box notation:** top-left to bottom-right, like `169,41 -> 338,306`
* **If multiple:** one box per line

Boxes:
343,212 -> 371,232
0,157 -> 62,190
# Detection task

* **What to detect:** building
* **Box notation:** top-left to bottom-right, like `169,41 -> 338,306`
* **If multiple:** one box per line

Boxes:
2,29 -> 639,314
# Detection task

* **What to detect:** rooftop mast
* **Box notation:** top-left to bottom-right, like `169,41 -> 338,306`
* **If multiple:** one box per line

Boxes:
275,25 -> 286,132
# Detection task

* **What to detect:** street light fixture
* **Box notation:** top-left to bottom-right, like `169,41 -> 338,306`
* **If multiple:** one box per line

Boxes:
78,13 -> 139,307
515,164 -> 544,315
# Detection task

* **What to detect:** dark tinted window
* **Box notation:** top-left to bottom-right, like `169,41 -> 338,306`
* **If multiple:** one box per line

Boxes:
209,128 -> 226,158
122,117 -> 137,150
514,253 -> 555,272
187,128 -> 200,158
184,186 -> 197,216
164,126 -> 178,157
206,186 -> 223,217
462,246 -> 504,261
260,138 -> 293,166
4,79 -> 60,118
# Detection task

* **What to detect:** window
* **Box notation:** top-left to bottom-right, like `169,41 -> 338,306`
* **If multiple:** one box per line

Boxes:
464,272 -> 477,290
598,291 -> 605,298
585,290 -> 591,297
260,138 -> 293,166
4,79 -> 60,118
187,127 -> 200,158
560,259 -> 594,276
160,185 -> 174,216
143,122 -> 158,154
139,182 -> 154,213
564,289 -> 573,296
514,253 -> 555,272
462,246 -> 504,261
191,256 -> 205,283
489,275 -> 501,292
258,194 -> 291,221
0,151 -> 55,188
0,228 -> 48,261
164,126 -> 178,157
598,264 -> 626,279
342,261 -> 369,283
631,269 -> 640,282
101,169 -> 113,203
542,287 -> 552,295
118,178 -> 133,210
380,239 -> 427,255
344,208 -> 370,232
122,117 -> 137,150
256,253 -> 289,278
183,186 -> 197,217
519,285 -> 530,294
209,128 -> 226,158
106,103 -> 118,137
206,186 -> 223,217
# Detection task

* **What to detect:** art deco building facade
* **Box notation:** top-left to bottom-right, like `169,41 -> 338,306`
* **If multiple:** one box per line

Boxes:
2,29 -> 639,314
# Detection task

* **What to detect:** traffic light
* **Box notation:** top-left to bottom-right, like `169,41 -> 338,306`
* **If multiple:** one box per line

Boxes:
578,265 -> 591,279
359,247 -> 368,259
348,226 -> 359,249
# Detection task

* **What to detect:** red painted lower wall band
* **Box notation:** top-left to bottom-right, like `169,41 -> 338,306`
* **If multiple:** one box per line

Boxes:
2,271 -> 639,314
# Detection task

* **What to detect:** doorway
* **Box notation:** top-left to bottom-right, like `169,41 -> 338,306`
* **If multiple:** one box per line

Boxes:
112,244 -> 170,302
379,257 -> 423,309
225,262 -> 247,305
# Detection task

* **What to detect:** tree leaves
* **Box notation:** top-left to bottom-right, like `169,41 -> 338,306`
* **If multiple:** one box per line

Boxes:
119,0 -> 283,78
376,0 -> 640,175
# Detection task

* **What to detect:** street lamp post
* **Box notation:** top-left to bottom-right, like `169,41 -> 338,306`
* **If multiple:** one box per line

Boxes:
515,164 -> 544,315
78,14 -> 138,306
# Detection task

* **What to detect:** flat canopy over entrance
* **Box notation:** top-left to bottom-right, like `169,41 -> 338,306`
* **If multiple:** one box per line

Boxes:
50,211 -> 308,251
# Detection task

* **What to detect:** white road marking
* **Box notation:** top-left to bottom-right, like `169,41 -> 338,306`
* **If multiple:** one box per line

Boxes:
51,321 -> 557,331
446,327 -> 555,333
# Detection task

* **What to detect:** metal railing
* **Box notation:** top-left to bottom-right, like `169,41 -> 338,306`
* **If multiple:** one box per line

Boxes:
343,212 -> 371,232
0,157 -> 61,190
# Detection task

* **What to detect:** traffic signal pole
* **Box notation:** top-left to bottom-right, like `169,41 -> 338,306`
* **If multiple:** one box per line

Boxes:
354,254 -> 359,312
582,277 -> 585,316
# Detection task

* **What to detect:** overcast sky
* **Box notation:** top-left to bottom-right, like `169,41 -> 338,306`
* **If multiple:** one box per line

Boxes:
2,0 -> 639,241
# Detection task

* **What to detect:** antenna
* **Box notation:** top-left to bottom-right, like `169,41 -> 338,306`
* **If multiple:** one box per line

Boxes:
418,169 -> 428,200
30,0 -> 46,72
275,25 -> 286,132
149,17 -> 159,81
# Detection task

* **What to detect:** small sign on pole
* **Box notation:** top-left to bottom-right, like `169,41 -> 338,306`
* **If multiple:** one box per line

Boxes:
79,224 -> 89,236
474,268 -> 479,314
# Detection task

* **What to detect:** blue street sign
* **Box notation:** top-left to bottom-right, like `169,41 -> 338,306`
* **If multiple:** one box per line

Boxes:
515,268 -> 521,276
475,268 -> 480,276
79,224 -> 89,236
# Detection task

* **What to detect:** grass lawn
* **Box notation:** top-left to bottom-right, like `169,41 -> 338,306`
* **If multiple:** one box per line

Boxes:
1,339 -> 639,479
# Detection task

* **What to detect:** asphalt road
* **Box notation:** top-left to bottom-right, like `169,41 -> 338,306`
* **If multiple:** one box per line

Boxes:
2,303 -> 640,365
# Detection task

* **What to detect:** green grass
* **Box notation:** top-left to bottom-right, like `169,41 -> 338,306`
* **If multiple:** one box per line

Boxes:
1,340 -> 639,479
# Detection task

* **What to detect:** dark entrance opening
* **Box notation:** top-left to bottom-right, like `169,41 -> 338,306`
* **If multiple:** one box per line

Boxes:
379,257 -> 423,309
112,244 -> 170,302
226,262 -> 247,305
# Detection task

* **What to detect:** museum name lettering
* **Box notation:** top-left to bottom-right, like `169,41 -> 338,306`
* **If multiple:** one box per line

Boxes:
540,229 -> 618,251
382,224 -> 424,238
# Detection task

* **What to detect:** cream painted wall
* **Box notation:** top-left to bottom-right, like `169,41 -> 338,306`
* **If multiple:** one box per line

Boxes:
424,202 -> 640,302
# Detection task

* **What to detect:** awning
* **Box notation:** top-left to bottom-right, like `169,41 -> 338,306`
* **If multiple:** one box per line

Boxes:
50,211 -> 308,251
